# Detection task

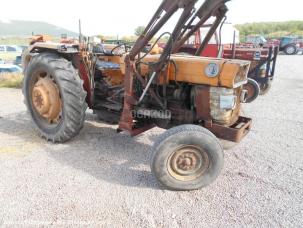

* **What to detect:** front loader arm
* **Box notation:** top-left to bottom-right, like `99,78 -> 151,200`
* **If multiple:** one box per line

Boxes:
173,0 -> 230,53
119,0 -> 231,134
129,0 -> 195,59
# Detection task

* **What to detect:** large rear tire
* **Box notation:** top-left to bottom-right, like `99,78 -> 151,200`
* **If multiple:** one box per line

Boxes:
151,125 -> 224,191
23,53 -> 87,143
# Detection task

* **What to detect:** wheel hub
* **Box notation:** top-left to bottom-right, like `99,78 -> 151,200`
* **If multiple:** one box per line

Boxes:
287,46 -> 295,54
32,76 -> 61,123
168,145 -> 210,181
244,83 -> 254,99
176,152 -> 198,172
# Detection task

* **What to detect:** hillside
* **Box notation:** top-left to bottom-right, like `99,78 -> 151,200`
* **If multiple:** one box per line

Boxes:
235,21 -> 303,38
0,20 -> 78,37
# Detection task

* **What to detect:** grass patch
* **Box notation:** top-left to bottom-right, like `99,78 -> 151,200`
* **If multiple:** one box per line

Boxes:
0,37 -> 29,46
0,73 -> 23,88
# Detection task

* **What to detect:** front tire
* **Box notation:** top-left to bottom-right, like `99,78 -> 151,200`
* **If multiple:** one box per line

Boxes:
23,53 -> 87,143
151,125 -> 224,191
243,78 -> 260,103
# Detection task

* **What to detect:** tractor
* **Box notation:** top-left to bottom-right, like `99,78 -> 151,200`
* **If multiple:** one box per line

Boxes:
22,0 -> 252,191
247,35 -> 303,55
278,36 -> 303,55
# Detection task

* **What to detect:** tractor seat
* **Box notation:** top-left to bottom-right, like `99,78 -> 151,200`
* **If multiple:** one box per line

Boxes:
96,59 -> 120,70
93,44 -> 114,56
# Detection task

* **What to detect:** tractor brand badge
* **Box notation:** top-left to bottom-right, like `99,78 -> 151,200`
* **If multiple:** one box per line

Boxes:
205,63 -> 219,78
254,51 -> 261,60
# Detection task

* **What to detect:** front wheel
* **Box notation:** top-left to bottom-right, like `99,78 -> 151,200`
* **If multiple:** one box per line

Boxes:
243,78 -> 260,103
151,125 -> 224,191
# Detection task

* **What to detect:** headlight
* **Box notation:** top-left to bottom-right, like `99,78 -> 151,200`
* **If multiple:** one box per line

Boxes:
210,87 -> 238,111
209,87 -> 239,126
220,95 -> 237,110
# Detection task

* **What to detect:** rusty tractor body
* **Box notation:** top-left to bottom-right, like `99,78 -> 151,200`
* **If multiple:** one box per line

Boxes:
22,0 -> 253,191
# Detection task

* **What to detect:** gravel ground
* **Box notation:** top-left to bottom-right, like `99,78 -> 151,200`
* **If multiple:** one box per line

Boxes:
0,55 -> 302,227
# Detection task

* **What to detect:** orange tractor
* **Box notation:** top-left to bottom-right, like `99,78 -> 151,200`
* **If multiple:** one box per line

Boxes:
22,0 -> 252,190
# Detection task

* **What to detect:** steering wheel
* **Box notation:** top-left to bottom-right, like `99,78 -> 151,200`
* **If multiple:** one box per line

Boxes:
111,43 -> 131,55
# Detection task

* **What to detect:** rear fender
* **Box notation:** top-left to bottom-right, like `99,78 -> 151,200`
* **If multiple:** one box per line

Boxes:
70,54 -> 93,108
21,48 -> 35,73
78,61 -> 93,108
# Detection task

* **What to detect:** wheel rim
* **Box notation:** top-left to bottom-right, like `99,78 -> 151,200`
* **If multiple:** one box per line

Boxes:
31,71 -> 62,125
167,145 -> 210,181
244,83 -> 255,101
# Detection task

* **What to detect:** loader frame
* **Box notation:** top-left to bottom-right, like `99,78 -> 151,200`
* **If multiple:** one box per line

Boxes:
119,0 -> 231,135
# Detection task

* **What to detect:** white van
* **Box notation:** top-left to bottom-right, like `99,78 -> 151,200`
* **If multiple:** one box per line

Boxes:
0,45 -> 23,52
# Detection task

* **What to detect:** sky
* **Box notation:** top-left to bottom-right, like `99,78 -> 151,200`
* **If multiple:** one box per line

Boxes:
1,0 -> 302,36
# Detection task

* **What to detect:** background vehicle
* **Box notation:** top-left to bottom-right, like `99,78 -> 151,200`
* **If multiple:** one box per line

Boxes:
0,45 -> 23,53
245,35 -> 267,46
0,64 -> 22,74
244,35 -> 280,48
178,24 -> 279,102
244,35 -> 303,55
14,56 -> 22,66
279,36 -> 303,55
22,0 -> 252,191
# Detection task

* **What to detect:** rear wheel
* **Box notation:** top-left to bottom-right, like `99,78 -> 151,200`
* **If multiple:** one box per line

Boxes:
284,45 -> 297,55
23,53 -> 87,143
151,125 -> 224,191
243,78 -> 260,103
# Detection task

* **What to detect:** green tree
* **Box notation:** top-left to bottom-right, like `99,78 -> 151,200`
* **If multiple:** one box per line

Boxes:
96,35 -> 105,41
235,21 -> 303,38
